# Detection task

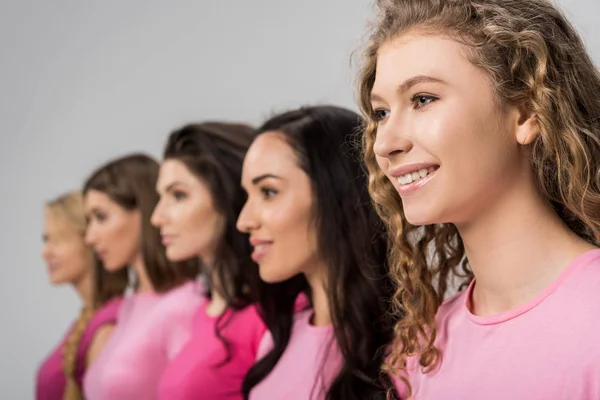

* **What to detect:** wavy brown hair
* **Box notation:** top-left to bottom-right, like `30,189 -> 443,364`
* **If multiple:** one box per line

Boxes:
162,122 -> 263,365
84,153 -> 200,295
356,0 -> 600,396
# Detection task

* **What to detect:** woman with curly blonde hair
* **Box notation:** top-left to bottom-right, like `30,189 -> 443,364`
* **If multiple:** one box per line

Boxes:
357,0 -> 600,398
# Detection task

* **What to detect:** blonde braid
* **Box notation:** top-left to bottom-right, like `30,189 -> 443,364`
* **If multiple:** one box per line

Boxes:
62,307 -> 93,400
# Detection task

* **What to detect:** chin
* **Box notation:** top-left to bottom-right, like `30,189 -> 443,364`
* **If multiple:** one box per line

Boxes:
49,274 -> 67,285
258,264 -> 291,284
402,205 -> 445,227
103,261 -> 126,272
166,246 -> 196,262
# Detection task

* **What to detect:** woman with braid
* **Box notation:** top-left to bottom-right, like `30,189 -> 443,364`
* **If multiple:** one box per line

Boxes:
36,191 -> 126,400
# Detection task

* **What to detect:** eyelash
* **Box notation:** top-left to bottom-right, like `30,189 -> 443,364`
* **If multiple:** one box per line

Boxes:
410,94 -> 438,109
260,187 -> 278,199
173,190 -> 187,201
372,94 -> 439,121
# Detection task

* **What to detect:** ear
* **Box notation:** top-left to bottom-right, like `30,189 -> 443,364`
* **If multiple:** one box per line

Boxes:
515,102 -> 539,145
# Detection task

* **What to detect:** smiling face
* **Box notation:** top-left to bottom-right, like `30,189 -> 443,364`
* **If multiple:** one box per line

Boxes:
237,132 -> 319,283
370,33 -> 532,226
84,190 -> 141,271
151,159 -> 225,263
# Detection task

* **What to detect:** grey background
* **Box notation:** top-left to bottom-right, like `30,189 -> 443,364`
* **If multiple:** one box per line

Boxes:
0,1 -> 597,398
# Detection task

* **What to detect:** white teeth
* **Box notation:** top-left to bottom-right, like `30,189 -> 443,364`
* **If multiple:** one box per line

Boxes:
396,167 -> 438,185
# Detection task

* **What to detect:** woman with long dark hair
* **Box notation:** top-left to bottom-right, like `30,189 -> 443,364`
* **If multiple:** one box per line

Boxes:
238,105 -> 398,400
152,122 -> 266,400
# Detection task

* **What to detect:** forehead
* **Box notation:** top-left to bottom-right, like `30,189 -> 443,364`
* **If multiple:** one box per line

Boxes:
372,33 -> 473,94
84,190 -> 118,210
158,159 -> 201,185
44,212 -> 78,236
242,132 -> 299,179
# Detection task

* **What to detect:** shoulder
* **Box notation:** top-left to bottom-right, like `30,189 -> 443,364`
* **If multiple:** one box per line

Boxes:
85,324 -> 116,366
235,303 -> 265,326
154,281 -> 204,317
292,308 -> 313,324
434,287 -> 469,329
231,304 -> 268,347
556,249 -> 600,309
90,297 -> 124,326
566,249 -> 600,284
255,330 -> 274,360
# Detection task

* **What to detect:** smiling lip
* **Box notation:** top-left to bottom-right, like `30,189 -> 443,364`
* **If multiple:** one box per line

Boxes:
249,238 -> 273,263
388,162 -> 440,196
388,162 -> 439,177
96,250 -> 107,260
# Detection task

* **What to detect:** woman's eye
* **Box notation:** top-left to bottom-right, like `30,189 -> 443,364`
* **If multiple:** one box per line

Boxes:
410,95 -> 437,109
173,190 -> 187,201
261,188 -> 278,198
373,109 -> 390,121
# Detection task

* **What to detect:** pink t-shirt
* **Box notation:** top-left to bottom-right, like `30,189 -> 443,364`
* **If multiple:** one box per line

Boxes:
396,249 -> 600,400
36,297 -> 122,400
157,301 -> 266,400
83,281 -> 202,400
249,309 -> 343,400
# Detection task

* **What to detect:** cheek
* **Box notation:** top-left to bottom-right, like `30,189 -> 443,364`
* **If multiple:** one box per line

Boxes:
55,244 -> 90,278
186,204 -> 222,255
262,203 -> 316,279
375,154 -> 390,174
111,218 -> 141,260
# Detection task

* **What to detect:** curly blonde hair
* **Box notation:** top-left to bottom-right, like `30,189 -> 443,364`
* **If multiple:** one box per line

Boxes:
356,0 -> 600,396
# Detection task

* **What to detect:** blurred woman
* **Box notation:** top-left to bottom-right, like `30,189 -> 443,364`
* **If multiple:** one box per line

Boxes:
152,122 -> 266,400
36,190 -> 125,400
82,153 -> 201,400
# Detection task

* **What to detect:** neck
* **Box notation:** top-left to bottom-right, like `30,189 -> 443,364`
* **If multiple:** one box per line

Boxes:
457,178 -> 594,316
131,253 -> 153,294
73,272 -> 94,310
305,268 -> 331,327
204,257 -> 228,317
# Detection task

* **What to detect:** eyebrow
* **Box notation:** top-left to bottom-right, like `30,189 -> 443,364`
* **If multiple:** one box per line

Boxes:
251,174 -> 282,185
371,75 -> 446,103
159,181 -> 188,193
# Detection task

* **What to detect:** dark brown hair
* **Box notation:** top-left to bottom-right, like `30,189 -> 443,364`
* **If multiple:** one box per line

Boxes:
163,123 -> 263,363
241,106 -> 398,400
84,153 -> 200,296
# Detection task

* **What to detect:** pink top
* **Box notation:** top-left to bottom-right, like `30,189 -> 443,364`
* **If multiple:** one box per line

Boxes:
157,301 -> 267,400
36,297 -> 123,400
249,309 -> 343,400
396,249 -> 600,400
83,281 -> 202,400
